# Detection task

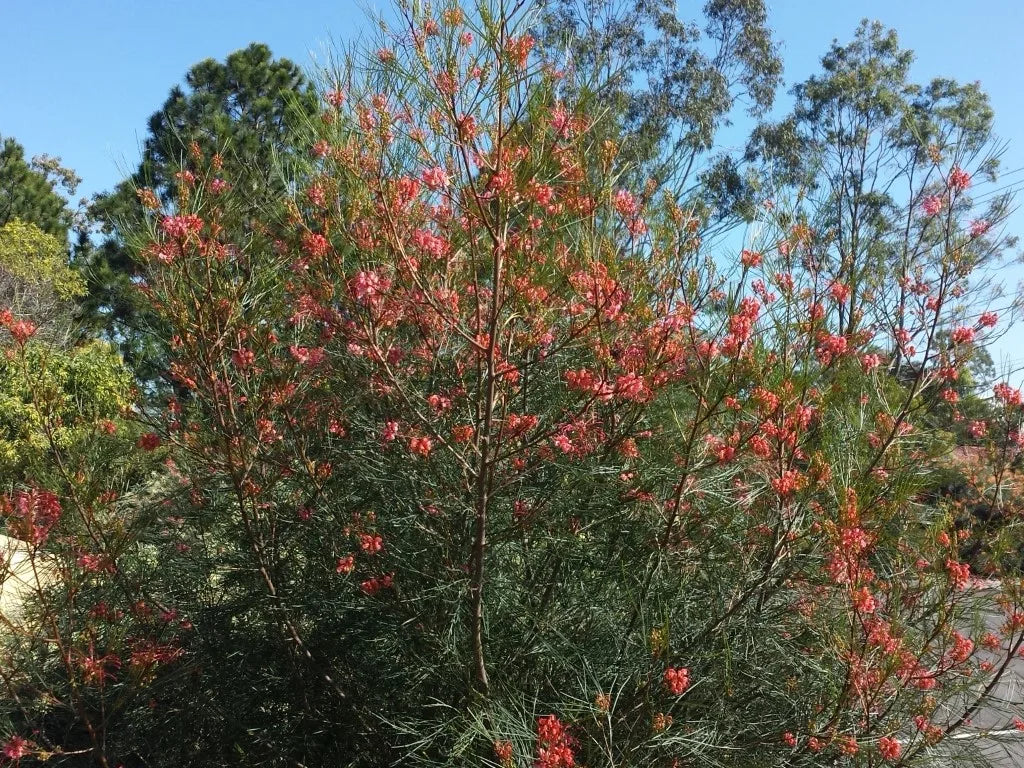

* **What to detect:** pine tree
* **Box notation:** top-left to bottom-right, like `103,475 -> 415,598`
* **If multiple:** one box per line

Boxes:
80,43 -> 319,384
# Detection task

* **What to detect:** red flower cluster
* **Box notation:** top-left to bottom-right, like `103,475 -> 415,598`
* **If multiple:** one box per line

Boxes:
663,666 -> 691,695
535,715 -> 574,768
3,488 -> 62,545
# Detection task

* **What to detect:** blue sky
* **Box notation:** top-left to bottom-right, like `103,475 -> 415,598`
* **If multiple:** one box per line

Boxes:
1,0 -> 1022,374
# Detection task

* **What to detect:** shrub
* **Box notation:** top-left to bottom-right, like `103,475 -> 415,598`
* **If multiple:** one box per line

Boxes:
1,3 -> 1022,766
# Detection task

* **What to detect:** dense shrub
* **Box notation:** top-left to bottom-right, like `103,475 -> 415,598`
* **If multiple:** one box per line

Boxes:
1,3 -> 1023,767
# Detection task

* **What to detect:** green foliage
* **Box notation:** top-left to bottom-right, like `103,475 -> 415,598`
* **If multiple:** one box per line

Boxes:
0,134 -> 78,238
538,0 -> 782,226
0,340 -> 133,479
0,218 -> 85,302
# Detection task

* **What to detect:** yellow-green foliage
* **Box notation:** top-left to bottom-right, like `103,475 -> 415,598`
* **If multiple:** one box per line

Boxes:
0,340 -> 133,476
0,217 -> 85,300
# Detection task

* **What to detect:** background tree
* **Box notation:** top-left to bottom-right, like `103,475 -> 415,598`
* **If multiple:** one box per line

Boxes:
0,135 -> 85,339
80,43 -> 320,384
0,134 -> 80,238
746,20 -> 1018,348
538,0 -> 782,231
0,218 -> 85,337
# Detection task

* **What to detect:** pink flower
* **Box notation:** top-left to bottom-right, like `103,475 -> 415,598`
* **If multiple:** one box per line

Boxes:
946,558 -> 971,590
550,103 -> 572,139
2,735 -> 29,759
351,270 -> 391,305
614,373 -> 650,402
949,165 -> 971,191
740,249 -> 762,268
7,320 -> 37,344
552,434 -> 573,454
359,533 -> 383,554
995,382 -> 1023,406
970,219 -> 991,237
829,281 -> 850,303
410,228 -> 451,260
231,347 -> 255,368
161,214 -> 203,239
505,34 -> 534,69
306,183 -> 326,208
535,715 -> 575,768
861,353 -> 882,372
420,166 -> 451,190
8,489 -> 62,545
360,573 -> 394,595
289,345 -> 325,366
408,435 -> 434,457
613,189 -> 640,218
951,326 -> 975,345
302,232 -> 330,259
978,311 -> 998,328
878,736 -> 901,761
851,586 -> 877,614
771,469 -> 803,498
921,195 -> 944,217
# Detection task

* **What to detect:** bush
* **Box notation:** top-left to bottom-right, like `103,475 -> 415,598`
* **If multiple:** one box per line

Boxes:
1,3 -> 1023,766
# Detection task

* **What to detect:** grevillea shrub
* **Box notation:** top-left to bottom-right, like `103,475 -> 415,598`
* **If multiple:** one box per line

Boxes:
2,2 -> 1024,766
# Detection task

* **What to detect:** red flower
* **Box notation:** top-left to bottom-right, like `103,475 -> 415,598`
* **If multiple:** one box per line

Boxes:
951,326 -> 975,345
740,249 -> 762,268
138,433 -> 161,451
360,573 -> 394,595
7,320 -> 37,344
494,740 -> 513,766
359,534 -> 383,554
2,735 -> 29,759
878,736 -> 901,761
302,232 -> 330,259
536,715 -> 574,768
420,166 -> 450,190
408,435 -> 434,457
663,667 -> 691,695
949,165 -> 971,191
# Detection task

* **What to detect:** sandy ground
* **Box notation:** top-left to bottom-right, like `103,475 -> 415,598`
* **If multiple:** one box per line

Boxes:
0,533 -> 48,621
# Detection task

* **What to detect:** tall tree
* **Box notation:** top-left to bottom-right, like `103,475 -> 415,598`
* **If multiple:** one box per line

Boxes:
0,135 -> 85,338
746,20 -> 1017,351
538,0 -> 782,229
80,43 -> 319,382
0,134 -> 80,238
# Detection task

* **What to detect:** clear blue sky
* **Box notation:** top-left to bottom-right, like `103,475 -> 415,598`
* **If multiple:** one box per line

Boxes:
1,0 -> 1021,374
